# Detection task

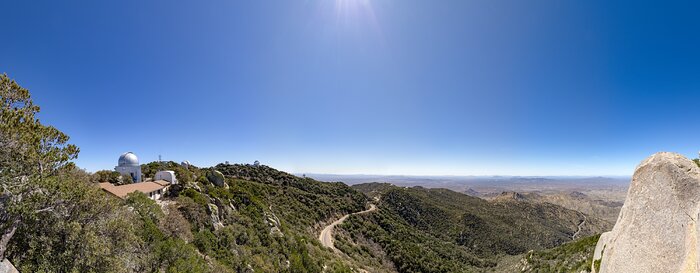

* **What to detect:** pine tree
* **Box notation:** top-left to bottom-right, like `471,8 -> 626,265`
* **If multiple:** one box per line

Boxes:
0,73 -> 79,260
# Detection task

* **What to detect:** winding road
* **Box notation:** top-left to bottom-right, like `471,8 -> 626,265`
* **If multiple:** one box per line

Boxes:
572,215 -> 587,240
319,204 -> 377,251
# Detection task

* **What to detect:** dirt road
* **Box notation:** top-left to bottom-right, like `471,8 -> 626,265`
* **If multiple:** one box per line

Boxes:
319,204 -> 377,251
573,215 -> 587,240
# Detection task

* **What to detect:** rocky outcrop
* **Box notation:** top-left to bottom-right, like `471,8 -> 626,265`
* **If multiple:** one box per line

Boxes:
593,152 -> 700,273
265,206 -> 283,237
208,203 -> 224,231
206,170 -> 227,188
490,191 -> 527,202
0,259 -> 18,273
464,188 -> 480,197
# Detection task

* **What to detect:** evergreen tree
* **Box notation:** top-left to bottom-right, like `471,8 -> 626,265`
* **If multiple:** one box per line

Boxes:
0,73 -> 79,260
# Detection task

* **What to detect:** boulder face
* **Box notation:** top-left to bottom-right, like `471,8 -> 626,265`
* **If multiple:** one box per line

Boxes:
593,152 -> 700,273
208,203 -> 224,231
0,259 -> 18,273
206,170 -> 226,187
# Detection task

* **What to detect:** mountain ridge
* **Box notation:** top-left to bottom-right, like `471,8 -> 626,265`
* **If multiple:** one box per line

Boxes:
332,183 -> 611,272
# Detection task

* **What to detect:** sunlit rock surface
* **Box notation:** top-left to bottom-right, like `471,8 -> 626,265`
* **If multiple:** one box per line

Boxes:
594,152 -> 700,273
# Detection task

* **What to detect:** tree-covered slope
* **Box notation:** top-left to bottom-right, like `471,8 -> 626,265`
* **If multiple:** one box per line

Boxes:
6,159 -> 372,272
214,163 -> 368,231
149,163 -> 371,272
336,183 -> 611,272
520,234 -> 600,273
483,191 -> 623,225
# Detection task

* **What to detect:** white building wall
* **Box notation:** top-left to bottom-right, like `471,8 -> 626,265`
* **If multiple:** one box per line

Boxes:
148,190 -> 161,200
155,171 -> 177,184
115,165 -> 142,182
147,187 -> 168,200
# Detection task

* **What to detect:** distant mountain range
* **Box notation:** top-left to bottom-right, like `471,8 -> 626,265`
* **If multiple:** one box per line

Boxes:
305,174 -> 630,194
480,191 -> 624,224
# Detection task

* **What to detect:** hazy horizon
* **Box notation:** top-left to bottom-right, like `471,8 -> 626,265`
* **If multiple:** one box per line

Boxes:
302,173 -> 632,179
306,173 -> 631,194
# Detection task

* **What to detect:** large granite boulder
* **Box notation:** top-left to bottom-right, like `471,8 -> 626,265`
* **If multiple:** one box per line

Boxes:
593,152 -> 700,273
206,170 -> 226,187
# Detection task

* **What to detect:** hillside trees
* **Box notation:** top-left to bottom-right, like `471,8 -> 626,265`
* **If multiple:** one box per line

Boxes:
0,74 -> 154,272
141,161 -> 195,183
160,203 -> 194,242
92,170 -> 122,183
7,168 -> 145,272
120,173 -> 134,184
521,234 -> 601,272
125,192 -> 215,272
0,73 -> 79,260
340,183 -> 610,272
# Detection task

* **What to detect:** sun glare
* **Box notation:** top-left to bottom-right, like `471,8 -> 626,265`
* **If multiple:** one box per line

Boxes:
333,0 -> 376,23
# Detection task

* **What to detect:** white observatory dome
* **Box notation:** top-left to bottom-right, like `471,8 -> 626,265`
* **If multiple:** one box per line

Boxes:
118,152 -> 139,166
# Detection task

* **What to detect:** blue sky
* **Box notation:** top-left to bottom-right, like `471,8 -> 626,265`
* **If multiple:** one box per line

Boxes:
1,0 -> 699,176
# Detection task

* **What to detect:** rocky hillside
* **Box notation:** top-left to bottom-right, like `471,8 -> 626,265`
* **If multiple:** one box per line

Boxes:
336,183 -> 611,272
519,234 -> 601,272
524,192 -> 622,225
593,152 -> 700,273
171,163 -> 370,272
483,191 -> 623,224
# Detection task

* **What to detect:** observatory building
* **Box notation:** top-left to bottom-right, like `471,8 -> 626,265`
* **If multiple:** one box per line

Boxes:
115,152 -> 142,182
181,160 -> 191,169
101,151 -> 182,200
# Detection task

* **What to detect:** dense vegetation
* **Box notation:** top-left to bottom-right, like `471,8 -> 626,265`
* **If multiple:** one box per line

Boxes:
336,183 -> 610,272
141,161 -> 197,184
170,163 -> 369,272
92,169 -> 132,185
520,234 -> 600,272
214,163 -> 368,230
